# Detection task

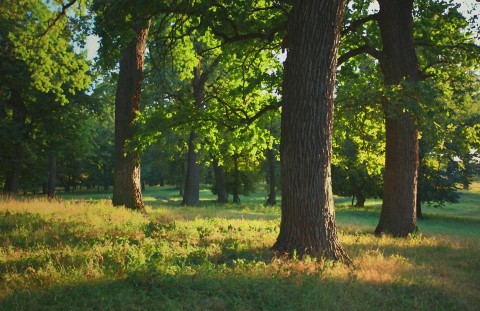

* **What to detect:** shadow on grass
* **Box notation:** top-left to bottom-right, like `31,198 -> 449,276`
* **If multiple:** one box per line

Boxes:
1,263 -> 474,311
2,220 -> 479,310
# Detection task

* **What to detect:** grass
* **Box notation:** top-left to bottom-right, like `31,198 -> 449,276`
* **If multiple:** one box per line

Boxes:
0,184 -> 479,310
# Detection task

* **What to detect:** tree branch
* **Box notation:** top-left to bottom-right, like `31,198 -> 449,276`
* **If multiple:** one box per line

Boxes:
199,55 -> 222,85
342,13 -> 379,36
38,0 -> 77,37
211,24 -> 285,45
418,60 -> 449,80
240,102 -> 281,126
338,45 -> 382,66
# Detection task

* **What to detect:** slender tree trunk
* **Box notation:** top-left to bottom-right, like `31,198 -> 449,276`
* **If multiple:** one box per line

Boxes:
182,59 -> 216,206
47,152 -> 57,198
212,158 -> 228,203
112,22 -> 150,212
417,139 -> 425,219
355,189 -> 365,207
266,148 -> 277,206
272,0 -> 350,263
3,165 -> 22,194
350,176 -> 365,207
182,130 -> 200,205
232,153 -> 240,204
375,0 -> 419,236
416,196 -> 423,220
177,160 -> 185,196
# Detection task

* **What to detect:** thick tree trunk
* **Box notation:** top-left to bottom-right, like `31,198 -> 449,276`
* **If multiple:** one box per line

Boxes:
272,0 -> 350,263
181,130 -> 200,206
266,148 -> 276,206
232,154 -> 240,204
47,152 -> 57,198
112,22 -> 150,212
375,0 -> 419,236
212,158 -> 228,203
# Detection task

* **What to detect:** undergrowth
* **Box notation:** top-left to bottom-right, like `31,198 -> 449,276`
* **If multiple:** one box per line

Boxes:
0,193 -> 479,310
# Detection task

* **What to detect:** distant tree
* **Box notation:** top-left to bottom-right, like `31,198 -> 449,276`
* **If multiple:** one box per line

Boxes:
339,0 -> 479,235
212,158 -> 228,203
334,54 -> 385,207
0,1 -> 90,194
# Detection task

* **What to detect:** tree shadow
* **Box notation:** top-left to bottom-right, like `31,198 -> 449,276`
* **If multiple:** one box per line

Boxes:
1,262 -> 476,311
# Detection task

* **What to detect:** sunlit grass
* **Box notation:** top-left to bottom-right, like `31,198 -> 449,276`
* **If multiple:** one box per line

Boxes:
0,184 -> 479,310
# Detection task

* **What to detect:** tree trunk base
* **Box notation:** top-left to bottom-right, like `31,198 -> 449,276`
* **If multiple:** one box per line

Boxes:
272,213 -> 352,265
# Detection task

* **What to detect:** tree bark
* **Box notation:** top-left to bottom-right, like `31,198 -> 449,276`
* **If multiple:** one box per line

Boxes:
266,148 -> 276,206
212,158 -> 228,203
232,153 -> 240,204
47,152 -> 57,198
181,130 -> 200,205
375,0 -> 419,236
272,0 -> 350,264
112,22 -> 150,212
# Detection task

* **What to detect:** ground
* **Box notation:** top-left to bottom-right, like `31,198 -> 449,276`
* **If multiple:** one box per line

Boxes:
0,183 -> 479,310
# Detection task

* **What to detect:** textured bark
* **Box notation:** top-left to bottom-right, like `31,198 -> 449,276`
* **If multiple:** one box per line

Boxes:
181,130 -> 200,206
47,152 -> 57,198
112,22 -> 150,212
212,158 -> 228,203
272,0 -> 350,264
232,154 -> 240,204
375,0 -> 419,236
266,148 -> 276,206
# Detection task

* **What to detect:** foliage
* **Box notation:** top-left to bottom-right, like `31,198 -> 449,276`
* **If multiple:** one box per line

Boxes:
0,0 -> 93,192
336,0 -> 480,206
334,51 -> 385,204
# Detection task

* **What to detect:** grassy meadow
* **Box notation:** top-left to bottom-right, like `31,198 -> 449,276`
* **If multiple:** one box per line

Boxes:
1,184 -> 479,310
